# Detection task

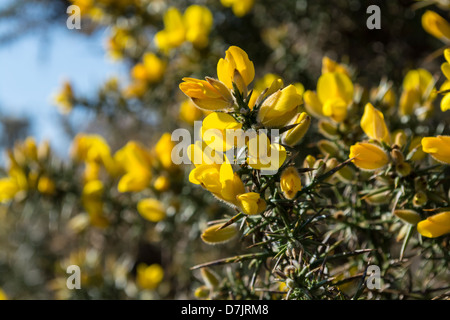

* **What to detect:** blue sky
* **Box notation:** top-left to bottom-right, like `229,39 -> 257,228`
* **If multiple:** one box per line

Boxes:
0,18 -> 126,158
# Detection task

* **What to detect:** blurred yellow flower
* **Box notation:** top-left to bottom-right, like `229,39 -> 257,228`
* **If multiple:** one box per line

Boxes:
82,180 -> 109,228
317,72 -> 354,123
37,175 -> 56,195
360,103 -> 390,144
322,56 -> 350,76
280,167 -> 302,200
155,7 -> 186,52
417,211 -> 450,238
153,175 -> 170,192
221,0 -> 255,17
0,177 -> 20,203
53,81 -> 74,114
439,49 -> 450,112
0,288 -> 8,300
184,5 -> 214,48
114,141 -> 153,192
154,133 -> 177,171
178,99 -> 204,124
137,198 -> 166,222
131,52 -> 166,84
421,135 -> 450,164
136,263 -> 164,290
400,68 -> 435,116
156,5 -> 214,52
422,10 -> 450,41
349,142 -> 389,171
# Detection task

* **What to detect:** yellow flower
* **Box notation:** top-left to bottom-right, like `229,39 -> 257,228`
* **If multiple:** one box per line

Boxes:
114,141 -> 153,192
107,27 -> 132,60
440,49 -> 450,112
153,175 -> 170,192
0,177 -> 20,203
246,132 -> 287,172
217,46 -> 255,94
322,56 -> 350,76
303,90 -> 325,119
281,112 -> 311,147
399,88 -> 421,116
421,135 -> 450,164
248,73 -> 283,109
0,288 -> 8,300
179,99 -> 204,124
417,211 -> 450,238
131,52 -> 166,84
236,192 -> 266,215
257,84 -> 302,128
317,72 -> 354,123
360,103 -> 390,144
53,81 -> 74,114
155,7 -> 186,52
421,10 -> 450,41
349,142 -> 389,171
217,161 -> 246,206
220,0 -> 255,17
137,198 -> 166,222
154,133 -> 177,171
201,112 -> 243,151
37,175 -> 56,195
189,164 -> 222,194
136,263 -> 164,290
183,5 -> 213,48
189,162 -> 245,207
280,167 -> 302,200
82,180 -> 108,228
402,69 -> 434,99
201,223 -> 238,244
400,68 -> 435,116
179,77 -> 234,111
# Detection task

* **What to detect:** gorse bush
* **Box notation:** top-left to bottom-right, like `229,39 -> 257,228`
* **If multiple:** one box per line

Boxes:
0,0 -> 449,300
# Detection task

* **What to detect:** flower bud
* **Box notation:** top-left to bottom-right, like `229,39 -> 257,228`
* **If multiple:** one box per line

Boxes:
394,209 -> 421,225
281,112 -> 311,147
349,142 -> 389,171
201,223 -> 238,244
280,167 -> 302,200
413,191 -> 428,207
257,85 -> 302,128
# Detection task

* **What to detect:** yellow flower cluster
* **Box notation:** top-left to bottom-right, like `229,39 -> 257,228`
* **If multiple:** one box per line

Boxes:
0,137 -> 55,203
155,5 -> 213,52
180,46 -> 312,243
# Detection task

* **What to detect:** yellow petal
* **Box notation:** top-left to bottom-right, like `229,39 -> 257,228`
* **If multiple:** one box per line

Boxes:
417,211 -> 450,238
